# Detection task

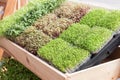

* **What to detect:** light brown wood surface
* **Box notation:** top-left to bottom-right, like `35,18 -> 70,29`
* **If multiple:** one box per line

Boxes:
67,59 -> 120,80
3,0 -> 17,18
0,38 -> 67,80
20,0 -> 28,7
0,0 -> 120,79
0,0 -> 7,3
0,48 -> 4,60
0,38 -> 120,80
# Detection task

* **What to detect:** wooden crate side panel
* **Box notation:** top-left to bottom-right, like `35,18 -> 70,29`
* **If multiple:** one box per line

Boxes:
0,0 -> 7,3
0,47 -> 4,60
0,38 -> 66,80
3,0 -> 17,18
67,59 -> 120,80
20,0 -> 28,7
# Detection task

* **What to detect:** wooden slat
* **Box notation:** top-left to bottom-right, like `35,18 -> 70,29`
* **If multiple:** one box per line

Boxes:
0,48 -> 4,60
0,6 -> 4,19
3,0 -> 17,18
67,59 -> 120,80
16,0 -> 28,10
0,38 -> 120,80
20,0 -> 28,7
16,0 -> 21,10
0,0 -> 7,3
0,38 -> 66,80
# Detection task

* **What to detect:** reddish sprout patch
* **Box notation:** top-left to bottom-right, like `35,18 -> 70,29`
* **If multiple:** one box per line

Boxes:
53,1 -> 90,22
15,27 -> 51,54
43,18 -> 73,38
33,13 -> 58,30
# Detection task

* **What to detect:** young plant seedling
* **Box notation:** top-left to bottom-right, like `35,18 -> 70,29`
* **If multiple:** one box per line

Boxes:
0,59 -> 39,80
60,23 -> 90,44
80,9 -> 109,27
53,1 -> 90,22
75,27 -> 113,53
96,10 -> 120,31
34,13 -> 58,30
4,0 -> 65,39
15,26 -> 51,54
38,38 -> 89,72
43,18 -> 73,38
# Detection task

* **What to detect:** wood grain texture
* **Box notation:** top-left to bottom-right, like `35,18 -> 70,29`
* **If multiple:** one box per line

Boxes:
0,38 -> 66,80
20,0 -> 28,7
0,47 -> 4,60
3,0 -> 17,18
67,59 -> 120,80
0,38 -> 120,80
0,2 -> 6,19
0,0 -> 7,3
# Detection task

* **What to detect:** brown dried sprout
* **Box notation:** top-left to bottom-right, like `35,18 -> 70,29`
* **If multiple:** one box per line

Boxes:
33,13 -> 58,30
15,26 -> 51,54
43,18 -> 73,38
53,1 -> 90,22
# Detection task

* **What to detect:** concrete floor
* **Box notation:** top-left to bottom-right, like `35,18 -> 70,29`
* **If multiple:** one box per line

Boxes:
70,0 -> 120,10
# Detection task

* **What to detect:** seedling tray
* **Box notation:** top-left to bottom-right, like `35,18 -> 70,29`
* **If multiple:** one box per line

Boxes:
0,0 -> 120,80
73,32 -> 120,72
0,38 -> 120,80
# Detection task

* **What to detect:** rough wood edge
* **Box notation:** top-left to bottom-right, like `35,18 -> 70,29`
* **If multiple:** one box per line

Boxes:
0,38 -> 66,80
20,0 -> 28,7
3,0 -> 17,18
67,59 -> 120,80
16,0 -> 21,10
0,0 -> 7,3
0,47 -> 4,60
0,38 -> 120,80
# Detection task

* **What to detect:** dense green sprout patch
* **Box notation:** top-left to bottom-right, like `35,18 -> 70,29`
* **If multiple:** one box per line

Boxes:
0,59 -> 39,80
15,27 -> 51,54
4,0 -> 65,39
43,18 -> 73,38
53,1 -> 90,22
75,27 -> 113,52
0,0 -> 43,36
60,24 -> 90,44
96,10 -> 120,31
38,38 -> 89,72
80,9 -> 109,27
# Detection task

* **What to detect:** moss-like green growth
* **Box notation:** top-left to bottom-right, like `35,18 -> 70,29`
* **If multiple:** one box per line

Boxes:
60,24 -> 90,44
43,18 -> 73,38
15,26 -> 51,54
75,27 -> 113,52
96,10 -> 120,31
0,59 -> 39,80
0,0 -> 44,36
34,13 -> 58,30
80,9 -> 109,27
53,1 -> 90,22
4,0 -> 65,38
37,38 -> 89,72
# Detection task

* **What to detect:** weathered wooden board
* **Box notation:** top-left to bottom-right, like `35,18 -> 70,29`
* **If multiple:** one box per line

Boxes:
0,0 -> 120,80
3,0 -> 17,18
0,38 -> 67,80
0,38 -> 120,80
67,59 -> 120,80
0,48 -> 3,60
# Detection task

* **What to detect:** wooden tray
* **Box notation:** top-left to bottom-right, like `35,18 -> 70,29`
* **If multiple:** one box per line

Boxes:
0,38 -> 119,80
0,0 -> 120,80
